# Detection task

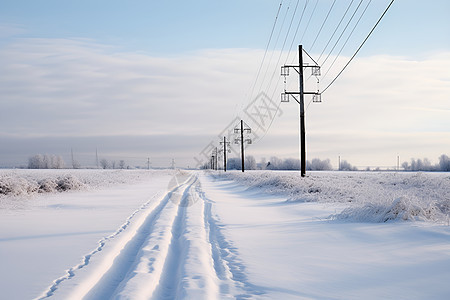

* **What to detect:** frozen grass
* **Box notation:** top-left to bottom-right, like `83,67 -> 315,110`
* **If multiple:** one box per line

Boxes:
0,169 -> 173,197
212,171 -> 450,223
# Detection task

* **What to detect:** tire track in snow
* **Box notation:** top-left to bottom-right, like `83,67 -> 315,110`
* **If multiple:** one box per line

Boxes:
200,176 -> 266,299
75,174 -> 197,300
39,172 -> 262,299
113,175 -> 199,299
36,191 -> 164,300
150,175 -> 220,300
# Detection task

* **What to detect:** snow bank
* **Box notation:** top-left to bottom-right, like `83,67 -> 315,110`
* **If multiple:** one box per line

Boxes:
211,171 -> 450,223
0,169 -> 173,197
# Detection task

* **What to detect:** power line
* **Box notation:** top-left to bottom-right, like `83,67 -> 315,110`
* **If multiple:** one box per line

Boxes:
321,0 -> 396,94
309,0 -> 337,52
285,0 -> 310,65
317,0 -> 355,62
247,1 -> 284,106
321,0 -> 373,80
257,1 -> 292,94
250,1 -> 304,138
320,0 -> 364,66
264,0 -> 302,93
299,0 -> 319,45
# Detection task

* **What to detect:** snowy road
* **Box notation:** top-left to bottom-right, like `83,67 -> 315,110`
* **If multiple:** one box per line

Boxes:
44,172 -> 253,299
1,170 -> 450,299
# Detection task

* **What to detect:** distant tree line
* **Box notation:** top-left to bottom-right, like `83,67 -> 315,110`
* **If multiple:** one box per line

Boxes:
208,154 -> 450,172
224,156 -> 334,171
28,154 -> 65,169
27,155 -> 130,169
99,159 -> 127,169
401,154 -> 450,171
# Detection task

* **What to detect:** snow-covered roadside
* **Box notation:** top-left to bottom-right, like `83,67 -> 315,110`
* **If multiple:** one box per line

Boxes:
0,170 -> 174,300
211,171 -> 450,223
1,169 -> 449,299
201,173 -> 450,299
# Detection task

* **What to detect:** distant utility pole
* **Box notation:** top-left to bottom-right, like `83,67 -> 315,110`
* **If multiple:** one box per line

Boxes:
215,147 -> 218,170
211,148 -> 218,170
171,158 -> 175,169
220,137 -> 231,172
147,157 -> 151,170
71,148 -> 75,169
234,120 -> 252,172
96,148 -> 99,169
281,45 -> 321,177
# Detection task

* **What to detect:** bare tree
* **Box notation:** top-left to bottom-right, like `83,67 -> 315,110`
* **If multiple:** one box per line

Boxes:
439,154 -> 450,171
119,160 -> 126,169
28,154 -> 66,169
100,159 -> 109,169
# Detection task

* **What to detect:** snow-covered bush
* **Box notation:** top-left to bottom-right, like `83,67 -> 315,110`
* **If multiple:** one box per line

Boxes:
339,160 -> 357,171
28,154 -> 65,169
38,178 -> 58,193
245,156 -> 257,170
307,158 -> 332,171
0,176 -> 39,196
334,196 -> 444,223
226,158 -> 241,170
401,154 -> 450,171
263,157 -> 332,171
439,154 -> 450,171
56,175 -> 84,191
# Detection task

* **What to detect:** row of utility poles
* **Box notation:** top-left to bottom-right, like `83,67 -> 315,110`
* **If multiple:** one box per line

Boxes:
209,45 -> 319,177
210,120 -> 252,172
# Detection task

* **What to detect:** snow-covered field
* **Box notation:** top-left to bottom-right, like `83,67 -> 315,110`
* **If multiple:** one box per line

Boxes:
1,169 -> 449,299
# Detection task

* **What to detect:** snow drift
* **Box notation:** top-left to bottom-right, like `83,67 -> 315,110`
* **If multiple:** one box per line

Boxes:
212,171 -> 450,223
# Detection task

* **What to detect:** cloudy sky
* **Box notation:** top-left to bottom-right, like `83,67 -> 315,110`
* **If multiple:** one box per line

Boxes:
1,0 -> 449,169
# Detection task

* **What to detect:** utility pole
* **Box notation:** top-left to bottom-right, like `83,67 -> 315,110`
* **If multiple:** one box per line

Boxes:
147,157 -> 150,170
220,136 -> 230,172
211,148 -> 219,170
171,158 -> 175,169
71,148 -> 75,169
281,45 -> 321,177
96,148 -> 99,169
234,120 -> 252,172
240,121 -> 244,172
215,147 -> 218,170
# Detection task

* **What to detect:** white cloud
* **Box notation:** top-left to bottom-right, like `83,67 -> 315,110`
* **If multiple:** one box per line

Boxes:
0,23 -> 27,38
0,37 -> 449,168
0,38 -> 262,138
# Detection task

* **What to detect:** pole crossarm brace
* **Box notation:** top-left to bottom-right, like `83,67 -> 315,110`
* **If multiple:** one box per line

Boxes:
281,91 -> 321,104
281,64 -> 321,77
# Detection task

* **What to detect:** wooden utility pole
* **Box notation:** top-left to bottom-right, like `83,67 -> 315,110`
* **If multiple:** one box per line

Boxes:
220,137 -> 230,172
298,45 -> 306,177
215,147 -> 218,170
281,45 -> 321,177
234,120 -> 252,172
96,148 -> 99,169
240,120 -> 245,172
